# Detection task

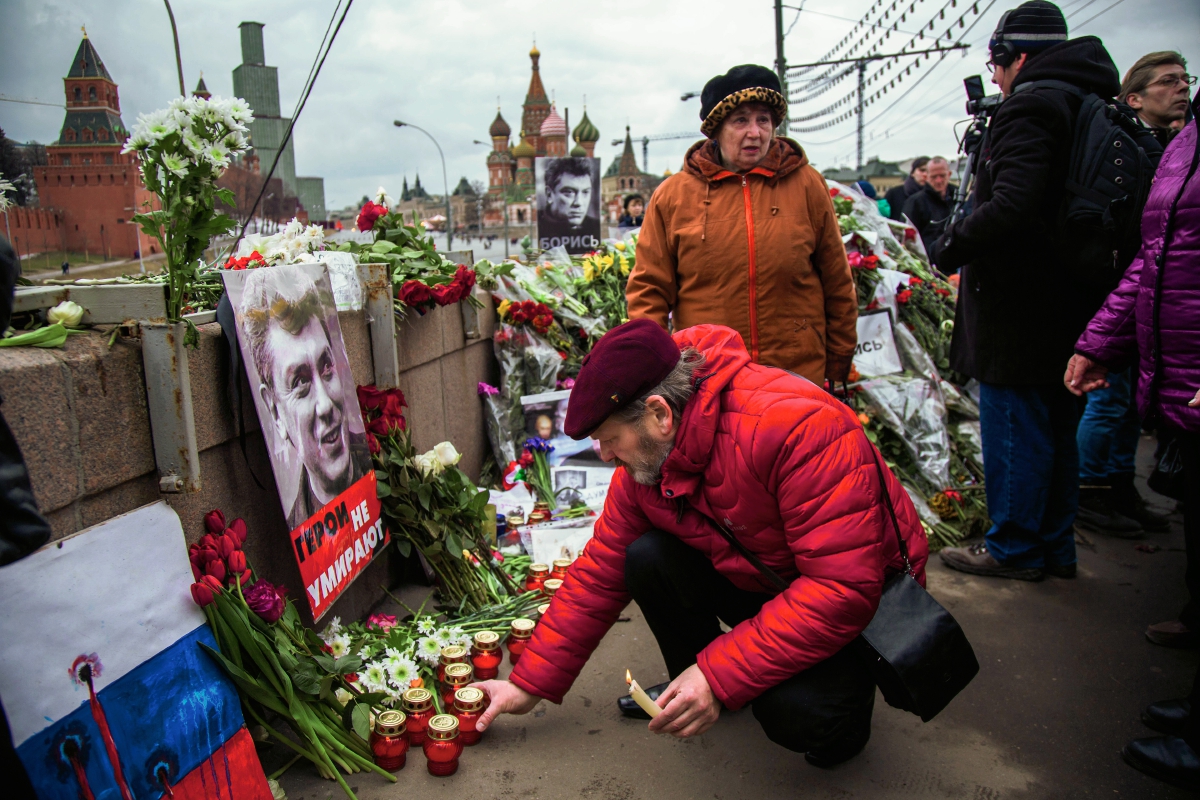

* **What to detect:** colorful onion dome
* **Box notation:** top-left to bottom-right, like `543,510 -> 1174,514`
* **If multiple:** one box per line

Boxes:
489,110 -> 511,139
540,105 -> 567,138
572,109 -> 600,145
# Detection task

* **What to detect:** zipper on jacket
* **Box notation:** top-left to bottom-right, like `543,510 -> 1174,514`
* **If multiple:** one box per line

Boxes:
741,175 -> 760,363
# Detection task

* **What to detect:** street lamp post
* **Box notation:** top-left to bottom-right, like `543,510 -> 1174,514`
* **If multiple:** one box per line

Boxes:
394,120 -> 452,252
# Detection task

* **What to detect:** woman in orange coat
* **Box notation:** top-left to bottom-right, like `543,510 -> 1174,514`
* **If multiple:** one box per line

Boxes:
627,64 -> 858,383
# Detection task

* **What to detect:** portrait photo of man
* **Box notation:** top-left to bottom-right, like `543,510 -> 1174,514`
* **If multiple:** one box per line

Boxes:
227,264 -> 372,531
536,156 -> 601,254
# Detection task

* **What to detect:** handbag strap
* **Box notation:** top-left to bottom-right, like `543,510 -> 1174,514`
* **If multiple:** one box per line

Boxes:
689,434 -> 911,593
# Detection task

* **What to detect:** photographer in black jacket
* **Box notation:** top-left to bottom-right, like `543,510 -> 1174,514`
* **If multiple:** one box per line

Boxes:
936,1 -> 1121,581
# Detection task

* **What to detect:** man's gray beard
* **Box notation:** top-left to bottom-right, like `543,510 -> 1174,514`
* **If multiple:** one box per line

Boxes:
616,421 -> 675,486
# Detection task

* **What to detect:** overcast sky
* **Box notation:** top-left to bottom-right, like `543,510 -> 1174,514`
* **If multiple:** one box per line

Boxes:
2,0 -> 1196,212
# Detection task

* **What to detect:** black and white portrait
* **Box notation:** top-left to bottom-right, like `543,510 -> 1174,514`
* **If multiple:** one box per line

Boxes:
535,156 -> 601,254
224,264 -> 372,531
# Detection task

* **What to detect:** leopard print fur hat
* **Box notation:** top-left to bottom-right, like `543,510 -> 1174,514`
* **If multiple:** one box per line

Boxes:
699,65 -> 787,137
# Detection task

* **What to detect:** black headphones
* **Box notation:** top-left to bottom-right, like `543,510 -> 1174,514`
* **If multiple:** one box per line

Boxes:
989,10 -> 1018,68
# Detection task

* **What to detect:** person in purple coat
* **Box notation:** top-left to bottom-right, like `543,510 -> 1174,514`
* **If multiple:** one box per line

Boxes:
1066,91 -> 1200,791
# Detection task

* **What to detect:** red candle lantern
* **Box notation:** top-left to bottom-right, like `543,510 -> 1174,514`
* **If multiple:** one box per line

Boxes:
471,631 -> 503,680
441,662 -> 474,709
402,688 -> 435,747
527,501 -> 553,524
369,710 -> 408,771
541,578 -> 563,600
423,714 -> 464,776
506,618 -> 535,665
437,644 -> 468,687
453,686 -> 487,746
525,563 -> 549,593
550,558 -> 571,582
536,602 -> 550,619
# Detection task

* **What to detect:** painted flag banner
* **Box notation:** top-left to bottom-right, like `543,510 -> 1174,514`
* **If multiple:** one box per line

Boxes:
222,263 -> 387,619
0,502 -> 272,799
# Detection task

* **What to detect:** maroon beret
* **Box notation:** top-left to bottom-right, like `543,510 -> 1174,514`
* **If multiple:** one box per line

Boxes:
564,319 -> 681,439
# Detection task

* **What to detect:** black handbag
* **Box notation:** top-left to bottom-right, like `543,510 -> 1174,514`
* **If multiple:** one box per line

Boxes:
1148,433 -> 1186,502
700,443 -> 978,722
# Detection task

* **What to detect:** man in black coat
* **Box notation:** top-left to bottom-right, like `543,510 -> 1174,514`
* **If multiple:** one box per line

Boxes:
901,156 -> 955,267
884,156 -> 929,221
935,1 -> 1120,582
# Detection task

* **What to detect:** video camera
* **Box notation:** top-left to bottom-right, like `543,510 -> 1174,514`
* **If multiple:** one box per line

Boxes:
964,75 -> 1001,118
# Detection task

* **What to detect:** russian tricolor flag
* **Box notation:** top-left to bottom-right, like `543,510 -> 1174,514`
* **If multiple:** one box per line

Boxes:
0,502 -> 272,799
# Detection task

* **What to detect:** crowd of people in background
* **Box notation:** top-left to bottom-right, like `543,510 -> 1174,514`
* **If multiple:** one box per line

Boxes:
844,2 -> 1195,788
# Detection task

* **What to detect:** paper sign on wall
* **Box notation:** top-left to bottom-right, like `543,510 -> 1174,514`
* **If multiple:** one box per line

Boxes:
853,309 -> 904,377
222,264 -> 388,620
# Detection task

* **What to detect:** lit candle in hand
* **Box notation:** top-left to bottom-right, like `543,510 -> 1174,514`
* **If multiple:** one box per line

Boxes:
625,669 -> 661,719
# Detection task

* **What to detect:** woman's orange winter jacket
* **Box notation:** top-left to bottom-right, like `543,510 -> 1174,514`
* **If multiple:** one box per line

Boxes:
627,137 -> 858,383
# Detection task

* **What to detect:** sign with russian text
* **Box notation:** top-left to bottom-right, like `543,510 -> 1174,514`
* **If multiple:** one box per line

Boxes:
222,264 -> 386,620
535,157 -> 602,254
292,472 -> 389,620
853,309 -> 904,377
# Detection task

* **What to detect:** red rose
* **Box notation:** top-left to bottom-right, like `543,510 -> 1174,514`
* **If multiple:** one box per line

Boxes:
357,385 -> 387,410
367,432 -> 380,455
909,277 -> 923,285
430,282 -> 455,306
896,289 -> 913,304
356,201 -> 387,232
367,415 -> 395,437
204,509 -> 226,535
519,451 -> 534,468
190,582 -> 216,607
381,390 -> 407,417
205,559 -> 226,582
345,673 -> 358,683
397,280 -> 433,308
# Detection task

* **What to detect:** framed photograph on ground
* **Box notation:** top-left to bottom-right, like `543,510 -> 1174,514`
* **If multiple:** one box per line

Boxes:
222,264 -> 388,620
535,156 -> 601,254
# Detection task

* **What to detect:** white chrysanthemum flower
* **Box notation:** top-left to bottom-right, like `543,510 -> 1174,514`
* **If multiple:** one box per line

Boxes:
205,143 -> 230,169
386,657 -> 418,687
361,662 -> 388,693
122,129 -> 151,153
225,97 -> 253,125
416,618 -> 435,635
162,154 -> 188,179
328,633 -> 352,659
329,616 -> 343,633
357,645 -> 374,660
416,636 -> 442,664
284,218 -> 303,237
334,688 -> 352,705
375,186 -> 395,208
434,627 -> 457,647
384,647 -> 403,661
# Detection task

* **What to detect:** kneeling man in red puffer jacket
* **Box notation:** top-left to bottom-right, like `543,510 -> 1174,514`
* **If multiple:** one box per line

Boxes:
473,319 -> 928,766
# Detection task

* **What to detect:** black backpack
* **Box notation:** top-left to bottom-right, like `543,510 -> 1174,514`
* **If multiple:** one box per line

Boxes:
1012,79 -> 1163,295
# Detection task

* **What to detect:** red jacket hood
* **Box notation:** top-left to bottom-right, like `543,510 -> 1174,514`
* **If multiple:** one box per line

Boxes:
660,325 -> 751,502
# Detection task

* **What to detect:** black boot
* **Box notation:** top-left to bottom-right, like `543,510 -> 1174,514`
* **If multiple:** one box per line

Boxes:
1076,486 -> 1144,538
1110,472 -> 1172,533
1143,698 -> 1191,736
618,681 -> 669,720
1122,736 -> 1200,791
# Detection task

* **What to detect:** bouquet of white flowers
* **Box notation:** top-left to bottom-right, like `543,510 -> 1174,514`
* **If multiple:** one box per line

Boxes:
123,95 -> 253,326
226,217 -> 327,268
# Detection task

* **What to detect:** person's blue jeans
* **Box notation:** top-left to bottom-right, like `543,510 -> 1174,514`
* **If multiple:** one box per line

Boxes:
979,383 -> 1080,568
1076,368 -> 1139,483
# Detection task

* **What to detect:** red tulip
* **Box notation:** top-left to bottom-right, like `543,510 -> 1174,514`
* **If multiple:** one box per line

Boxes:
190,582 -> 215,607
191,563 -> 203,582
205,559 -> 226,582
217,534 -> 237,558
204,510 -> 227,535
239,570 -> 253,587
202,574 -> 223,594
227,551 -> 247,574
227,518 -> 248,545
199,533 -> 218,551
201,546 -> 220,565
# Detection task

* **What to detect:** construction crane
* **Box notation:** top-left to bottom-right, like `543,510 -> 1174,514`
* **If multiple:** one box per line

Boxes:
610,131 -> 701,173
